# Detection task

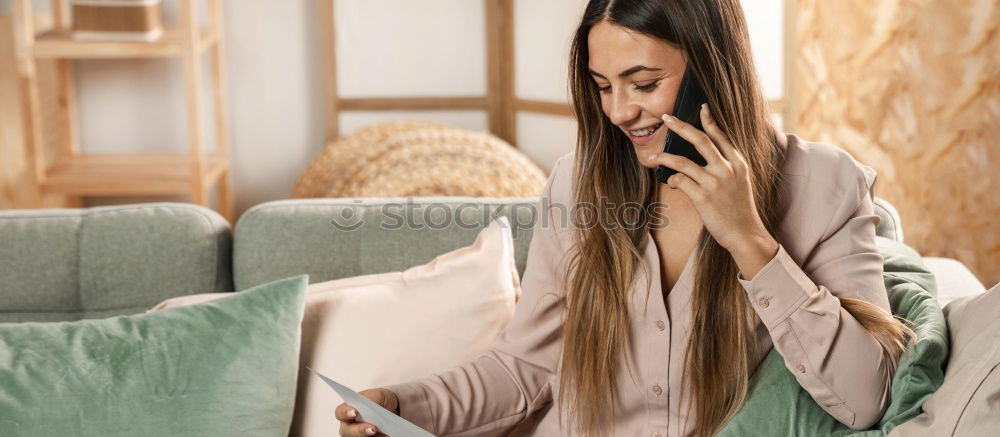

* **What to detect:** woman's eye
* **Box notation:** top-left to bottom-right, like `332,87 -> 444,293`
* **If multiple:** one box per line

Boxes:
636,81 -> 660,92
596,81 -> 659,94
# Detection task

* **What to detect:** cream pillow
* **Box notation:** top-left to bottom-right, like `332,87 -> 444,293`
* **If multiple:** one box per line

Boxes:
149,216 -> 522,436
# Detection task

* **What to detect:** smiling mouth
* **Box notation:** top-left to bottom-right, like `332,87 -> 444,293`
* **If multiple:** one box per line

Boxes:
628,122 -> 664,138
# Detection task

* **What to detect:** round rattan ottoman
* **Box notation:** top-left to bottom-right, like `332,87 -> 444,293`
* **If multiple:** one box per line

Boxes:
291,121 -> 548,198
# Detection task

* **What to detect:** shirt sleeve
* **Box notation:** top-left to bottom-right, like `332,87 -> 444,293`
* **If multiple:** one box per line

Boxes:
737,167 -> 894,430
381,155 -> 571,436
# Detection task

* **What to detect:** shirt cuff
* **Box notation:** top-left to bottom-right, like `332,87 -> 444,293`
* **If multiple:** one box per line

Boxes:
737,243 -> 817,330
381,380 -> 436,434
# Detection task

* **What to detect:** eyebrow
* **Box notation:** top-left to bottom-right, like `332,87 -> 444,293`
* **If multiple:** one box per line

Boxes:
588,65 -> 662,80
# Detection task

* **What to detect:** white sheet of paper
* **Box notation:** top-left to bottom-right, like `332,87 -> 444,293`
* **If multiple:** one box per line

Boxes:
307,367 -> 437,437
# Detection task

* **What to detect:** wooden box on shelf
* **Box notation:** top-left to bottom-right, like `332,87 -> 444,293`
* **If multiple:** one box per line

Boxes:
70,0 -> 164,42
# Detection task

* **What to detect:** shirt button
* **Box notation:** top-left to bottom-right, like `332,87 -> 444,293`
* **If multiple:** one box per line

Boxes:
758,297 -> 770,308
652,384 -> 663,396
655,320 -> 665,331
797,364 -> 807,374
652,433 -> 662,437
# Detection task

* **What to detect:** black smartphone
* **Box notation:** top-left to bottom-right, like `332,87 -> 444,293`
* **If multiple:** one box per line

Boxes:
654,66 -> 709,184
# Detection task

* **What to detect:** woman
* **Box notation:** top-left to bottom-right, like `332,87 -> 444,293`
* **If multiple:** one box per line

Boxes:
336,0 -> 913,436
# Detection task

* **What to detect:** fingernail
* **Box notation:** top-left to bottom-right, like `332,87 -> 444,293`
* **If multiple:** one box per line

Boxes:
366,427 -> 376,435
663,114 -> 675,123
701,103 -> 707,111
647,153 -> 656,161
348,409 -> 357,418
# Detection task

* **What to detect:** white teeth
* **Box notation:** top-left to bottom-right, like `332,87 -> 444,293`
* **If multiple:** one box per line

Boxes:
629,123 -> 662,137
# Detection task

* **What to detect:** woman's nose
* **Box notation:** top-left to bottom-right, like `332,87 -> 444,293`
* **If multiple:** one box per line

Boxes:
607,91 -> 640,127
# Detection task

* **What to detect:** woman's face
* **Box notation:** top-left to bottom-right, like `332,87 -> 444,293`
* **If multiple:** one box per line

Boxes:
587,20 -> 687,169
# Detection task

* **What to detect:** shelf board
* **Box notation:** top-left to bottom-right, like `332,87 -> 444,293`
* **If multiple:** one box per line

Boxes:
32,27 -> 218,59
42,154 -> 227,196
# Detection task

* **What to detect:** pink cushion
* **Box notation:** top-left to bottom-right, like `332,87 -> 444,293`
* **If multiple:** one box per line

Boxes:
148,217 -> 521,436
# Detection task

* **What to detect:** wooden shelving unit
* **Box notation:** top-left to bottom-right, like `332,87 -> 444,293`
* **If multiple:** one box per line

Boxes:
11,0 -> 233,223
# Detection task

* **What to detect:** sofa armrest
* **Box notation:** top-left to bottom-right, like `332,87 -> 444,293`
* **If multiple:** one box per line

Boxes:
923,256 -> 987,308
873,196 -> 904,242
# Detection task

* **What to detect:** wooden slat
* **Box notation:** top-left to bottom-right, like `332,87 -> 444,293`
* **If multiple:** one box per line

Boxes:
339,96 -> 489,111
52,0 -> 70,29
0,13 -> 38,208
12,0 -> 46,208
485,0 -> 516,145
180,0 -> 207,206
207,0 -> 233,222
32,27 -> 215,59
319,0 -> 340,141
516,99 -> 573,117
55,59 -> 78,157
42,154 -> 226,196
55,57 -> 81,207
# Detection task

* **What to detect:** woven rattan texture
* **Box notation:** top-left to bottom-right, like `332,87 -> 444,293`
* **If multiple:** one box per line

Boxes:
291,121 -> 547,198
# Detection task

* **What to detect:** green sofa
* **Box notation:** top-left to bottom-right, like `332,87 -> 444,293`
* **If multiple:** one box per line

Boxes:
0,197 -> 979,436
0,196 -> 914,323
0,198 -> 542,323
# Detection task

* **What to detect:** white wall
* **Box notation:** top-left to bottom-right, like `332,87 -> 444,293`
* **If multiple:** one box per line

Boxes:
1,0 -> 784,217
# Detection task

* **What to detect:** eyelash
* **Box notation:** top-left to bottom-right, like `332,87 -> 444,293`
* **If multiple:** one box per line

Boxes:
597,81 -> 660,94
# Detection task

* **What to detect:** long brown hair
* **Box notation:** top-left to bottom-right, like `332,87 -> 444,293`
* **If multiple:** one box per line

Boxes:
558,1 -> 914,436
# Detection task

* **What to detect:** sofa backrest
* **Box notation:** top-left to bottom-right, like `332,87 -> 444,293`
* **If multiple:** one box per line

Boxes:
232,196 -> 904,290
0,196 -> 904,321
232,198 -> 538,290
0,203 -> 232,323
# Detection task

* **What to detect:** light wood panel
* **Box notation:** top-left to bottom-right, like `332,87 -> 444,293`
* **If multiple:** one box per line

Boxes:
789,0 -> 1000,286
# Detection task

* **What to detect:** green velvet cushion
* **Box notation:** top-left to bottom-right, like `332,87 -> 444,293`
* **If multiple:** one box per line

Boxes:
718,237 -> 949,436
0,275 -> 308,436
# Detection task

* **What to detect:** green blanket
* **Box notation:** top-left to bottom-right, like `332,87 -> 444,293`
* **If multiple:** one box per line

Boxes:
718,237 -> 949,436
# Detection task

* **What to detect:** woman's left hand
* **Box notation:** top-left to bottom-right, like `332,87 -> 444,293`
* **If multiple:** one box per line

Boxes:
645,104 -> 773,254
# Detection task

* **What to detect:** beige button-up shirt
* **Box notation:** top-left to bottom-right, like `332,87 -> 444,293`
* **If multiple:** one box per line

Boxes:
385,133 -> 895,436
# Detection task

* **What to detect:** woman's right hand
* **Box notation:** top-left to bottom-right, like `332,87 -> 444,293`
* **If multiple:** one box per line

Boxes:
335,388 -> 400,436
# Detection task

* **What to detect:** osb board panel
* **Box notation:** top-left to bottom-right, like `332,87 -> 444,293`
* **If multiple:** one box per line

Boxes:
791,0 -> 1000,287
0,14 -> 70,209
